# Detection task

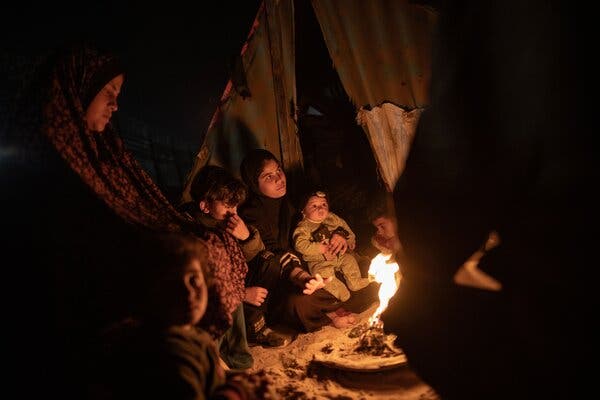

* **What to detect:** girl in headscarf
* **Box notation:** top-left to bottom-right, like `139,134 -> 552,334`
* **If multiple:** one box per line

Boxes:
239,149 -> 378,334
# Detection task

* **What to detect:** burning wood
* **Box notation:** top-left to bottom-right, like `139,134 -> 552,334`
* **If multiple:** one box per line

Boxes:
308,254 -> 405,371
350,321 -> 398,357
311,321 -> 406,371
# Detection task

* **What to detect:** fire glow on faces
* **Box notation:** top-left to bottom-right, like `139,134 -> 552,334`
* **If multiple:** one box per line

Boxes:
181,259 -> 208,326
372,216 -> 396,240
200,200 -> 237,221
303,195 -> 329,223
257,159 -> 286,198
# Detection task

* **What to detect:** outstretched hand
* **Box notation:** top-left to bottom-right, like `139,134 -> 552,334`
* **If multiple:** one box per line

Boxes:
303,273 -> 332,295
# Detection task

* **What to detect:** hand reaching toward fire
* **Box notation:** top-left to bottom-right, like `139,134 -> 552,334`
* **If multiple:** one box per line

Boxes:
303,273 -> 332,295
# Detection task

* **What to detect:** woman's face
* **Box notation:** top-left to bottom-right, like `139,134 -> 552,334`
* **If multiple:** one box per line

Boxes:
84,74 -> 124,133
257,159 -> 287,198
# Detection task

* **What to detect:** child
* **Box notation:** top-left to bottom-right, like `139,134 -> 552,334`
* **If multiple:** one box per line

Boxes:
366,194 -> 403,257
188,165 -> 265,363
293,190 -> 370,302
189,165 -> 265,263
96,231 -> 274,399
189,165 -> 291,349
366,194 -> 404,287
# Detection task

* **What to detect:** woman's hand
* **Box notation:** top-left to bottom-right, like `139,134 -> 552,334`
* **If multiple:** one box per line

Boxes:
226,213 -> 250,241
328,233 -> 349,256
244,286 -> 268,306
303,273 -> 333,295
319,243 -> 336,260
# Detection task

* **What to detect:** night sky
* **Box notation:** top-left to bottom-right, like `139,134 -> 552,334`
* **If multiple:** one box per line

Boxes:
3,1 -> 262,146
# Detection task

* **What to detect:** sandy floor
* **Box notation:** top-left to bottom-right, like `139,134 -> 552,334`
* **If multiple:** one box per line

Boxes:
247,303 -> 440,399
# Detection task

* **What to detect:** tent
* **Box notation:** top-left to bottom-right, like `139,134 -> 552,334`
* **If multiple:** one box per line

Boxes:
180,0 -> 438,234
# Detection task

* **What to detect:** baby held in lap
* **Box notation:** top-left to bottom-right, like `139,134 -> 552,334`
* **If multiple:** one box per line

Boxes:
293,190 -> 371,328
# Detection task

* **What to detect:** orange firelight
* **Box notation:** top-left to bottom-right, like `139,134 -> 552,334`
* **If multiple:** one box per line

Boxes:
367,253 -> 400,326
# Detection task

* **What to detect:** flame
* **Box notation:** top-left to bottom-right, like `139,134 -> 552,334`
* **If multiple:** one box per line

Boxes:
367,253 -> 400,326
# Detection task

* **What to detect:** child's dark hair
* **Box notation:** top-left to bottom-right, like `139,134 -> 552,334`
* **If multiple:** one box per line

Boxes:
137,231 -> 213,286
299,188 -> 328,211
366,192 -> 395,222
239,148 -> 280,190
190,165 -> 247,207
129,230 -> 213,316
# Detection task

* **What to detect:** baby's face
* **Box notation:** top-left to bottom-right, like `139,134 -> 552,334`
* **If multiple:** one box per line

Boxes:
303,195 -> 329,222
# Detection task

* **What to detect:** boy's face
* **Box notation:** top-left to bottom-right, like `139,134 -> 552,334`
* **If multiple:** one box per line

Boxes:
181,259 -> 208,326
200,200 -> 237,221
164,258 -> 208,327
303,195 -> 329,222
373,216 -> 397,240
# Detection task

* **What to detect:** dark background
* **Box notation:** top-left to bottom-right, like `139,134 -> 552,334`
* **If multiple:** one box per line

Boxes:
2,1 -> 262,194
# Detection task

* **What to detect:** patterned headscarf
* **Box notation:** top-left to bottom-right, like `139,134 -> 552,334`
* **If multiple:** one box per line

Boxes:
41,43 -> 187,232
39,43 -> 247,337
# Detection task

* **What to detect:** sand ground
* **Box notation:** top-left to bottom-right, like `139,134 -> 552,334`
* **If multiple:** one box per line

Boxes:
247,303 -> 440,400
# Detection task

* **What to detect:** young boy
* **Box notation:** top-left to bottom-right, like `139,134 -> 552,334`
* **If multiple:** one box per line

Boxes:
366,194 -> 403,257
96,231 -> 275,399
189,165 -> 265,262
366,194 -> 404,287
189,165 -> 291,349
293,190 -> 370,302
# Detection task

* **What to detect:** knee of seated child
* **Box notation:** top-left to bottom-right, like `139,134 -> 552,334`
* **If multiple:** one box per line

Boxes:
313,267 -> 334,279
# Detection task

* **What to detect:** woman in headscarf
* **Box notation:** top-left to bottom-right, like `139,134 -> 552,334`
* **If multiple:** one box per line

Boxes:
3,41 -> 246,398
239,149 -> 378,335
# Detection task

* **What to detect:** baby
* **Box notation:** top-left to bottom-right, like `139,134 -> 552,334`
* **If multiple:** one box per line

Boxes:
293,190 -> 370,301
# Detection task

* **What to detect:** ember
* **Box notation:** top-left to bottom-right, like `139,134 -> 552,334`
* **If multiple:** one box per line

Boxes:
355,321 -> 397,357
347,323 -> 369,338
321,343 -> 334,354
310,319 -> 407,372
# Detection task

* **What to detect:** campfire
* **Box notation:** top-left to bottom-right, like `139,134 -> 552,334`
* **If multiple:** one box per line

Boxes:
353,252 -> 401,356
367,252 -> 400,326
311,252 -> 406,371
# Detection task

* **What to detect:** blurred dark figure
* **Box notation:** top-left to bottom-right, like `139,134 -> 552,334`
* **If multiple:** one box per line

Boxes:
382,1 -> 591,399
94,231 -> 275,400
2,41 -> 197,398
